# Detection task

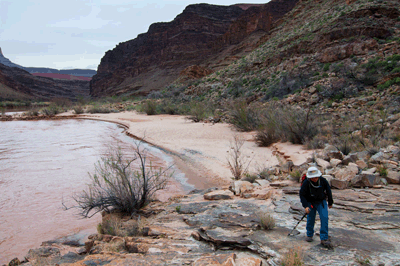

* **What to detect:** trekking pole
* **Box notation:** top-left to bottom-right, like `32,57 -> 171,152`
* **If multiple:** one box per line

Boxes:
288,212 -> 307,236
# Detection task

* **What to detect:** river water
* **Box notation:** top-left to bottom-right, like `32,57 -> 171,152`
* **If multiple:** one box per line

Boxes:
0,119 -> 189,264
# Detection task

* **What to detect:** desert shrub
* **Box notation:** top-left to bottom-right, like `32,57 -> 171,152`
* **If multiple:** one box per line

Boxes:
377,165 -> 388,177
158,101 -> 180,115
228,101 -> 262,132
241,173 -> 258,183
73,105 -> 84,114
255,105 -> 281,146
280,247 -> 304,266
277,106 -> 319,145
258,212 -> 275,230
98,215 -> 122,235
98,214 -> 147,237
24,108 -> 39,117
87,105 -> 112,114
187,102 -> 211,122
50,97 -> 72,107
227,135 -> 252,180
257,167 -> 271,180
41,103 -> 62,116
289,170 -> 301,181
69,141 -> 170,217
138,100 -> 159,115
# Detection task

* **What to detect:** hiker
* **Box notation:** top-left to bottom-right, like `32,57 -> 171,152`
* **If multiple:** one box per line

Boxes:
299,166 -> 333,248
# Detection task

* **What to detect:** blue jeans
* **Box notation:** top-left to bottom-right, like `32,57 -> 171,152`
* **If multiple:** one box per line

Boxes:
306,200 -> 329,241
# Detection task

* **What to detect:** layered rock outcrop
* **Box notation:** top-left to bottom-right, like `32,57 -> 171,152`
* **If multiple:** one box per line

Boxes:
90,0 -> 299,97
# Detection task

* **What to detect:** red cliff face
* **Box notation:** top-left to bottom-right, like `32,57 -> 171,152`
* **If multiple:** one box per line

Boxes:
90,1 -> 299,97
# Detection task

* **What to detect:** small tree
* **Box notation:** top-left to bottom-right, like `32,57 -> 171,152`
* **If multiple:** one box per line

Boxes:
67,141 -> 170,218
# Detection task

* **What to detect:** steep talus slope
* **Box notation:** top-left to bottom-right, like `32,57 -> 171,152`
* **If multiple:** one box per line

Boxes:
90,0 -> 299,97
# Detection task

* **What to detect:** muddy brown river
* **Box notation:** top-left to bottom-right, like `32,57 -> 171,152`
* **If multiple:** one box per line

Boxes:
0,119 -> 189,264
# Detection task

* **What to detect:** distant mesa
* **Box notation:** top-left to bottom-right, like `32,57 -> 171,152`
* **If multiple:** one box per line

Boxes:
0,47 -> 97,80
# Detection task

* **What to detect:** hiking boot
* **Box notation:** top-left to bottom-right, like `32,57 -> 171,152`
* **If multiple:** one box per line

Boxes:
305,236 -> 313,242
321,239 -> 333,248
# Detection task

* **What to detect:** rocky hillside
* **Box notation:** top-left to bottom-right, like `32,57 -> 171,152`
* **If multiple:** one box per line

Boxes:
90,0 -> 299,97
172,0 -> 400,105
91,0 -> 399,110
0,63 -> 90,101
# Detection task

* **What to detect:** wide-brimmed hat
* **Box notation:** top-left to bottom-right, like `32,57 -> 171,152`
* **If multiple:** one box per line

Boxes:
306,166 -> 322,178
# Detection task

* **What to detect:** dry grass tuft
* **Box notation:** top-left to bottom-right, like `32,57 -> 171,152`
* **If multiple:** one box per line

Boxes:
258,212 -> 275,230
281,246 -> 305,266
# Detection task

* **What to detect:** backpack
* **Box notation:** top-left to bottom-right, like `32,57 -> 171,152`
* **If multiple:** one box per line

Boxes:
301,174 -> 307,185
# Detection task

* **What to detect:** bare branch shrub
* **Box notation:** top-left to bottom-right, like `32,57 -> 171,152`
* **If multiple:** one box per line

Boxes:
68,141 -> 170,218
227,135 -> 252,180
277,105 -> 319,145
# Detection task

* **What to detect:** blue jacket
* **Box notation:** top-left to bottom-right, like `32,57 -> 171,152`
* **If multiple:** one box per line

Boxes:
300,176 -> 333,209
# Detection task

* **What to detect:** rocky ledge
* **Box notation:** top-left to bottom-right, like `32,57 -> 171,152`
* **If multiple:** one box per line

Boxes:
8,144 -> 400,266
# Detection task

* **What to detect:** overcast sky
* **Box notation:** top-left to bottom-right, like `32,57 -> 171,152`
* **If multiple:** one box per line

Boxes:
1,0 -> 271,70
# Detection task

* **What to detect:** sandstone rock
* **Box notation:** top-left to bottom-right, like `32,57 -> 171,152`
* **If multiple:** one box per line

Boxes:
84,240 -> 94,254
193,253 -> 236,266
342,153 -> 358,165
26,247 -> 60,259
251,187 -> 274,199
322,175 -> 333,186
204,190 -> 234,200
270,181 -> 289,187
281,161 -> 294,173
267,167 -> 280,176
331,178 -> 349,190
330,158 -> 342,168
322,145 -> 343,160
386,170 -> 400,184
369,152 -> 385,163
333,166 -> 357,181
351,174 -> 380,188
230,181 -> 254,196
125,242 -> 139,253
254,179 -> 270,187
348,163 -> 359,174
316,158 -> 331,169
363,167 -> 377,174
8,258 -> 21,266
356,160 -> 368,169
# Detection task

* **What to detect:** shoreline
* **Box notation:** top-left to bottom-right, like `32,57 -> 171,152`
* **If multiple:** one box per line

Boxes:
3,110 -> 314,189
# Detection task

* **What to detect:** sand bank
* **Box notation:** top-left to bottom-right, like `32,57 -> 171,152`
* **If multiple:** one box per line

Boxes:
77,111 -> 313,190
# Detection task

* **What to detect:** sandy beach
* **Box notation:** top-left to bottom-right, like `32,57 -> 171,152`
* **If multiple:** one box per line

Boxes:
77,111 -> 314,190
